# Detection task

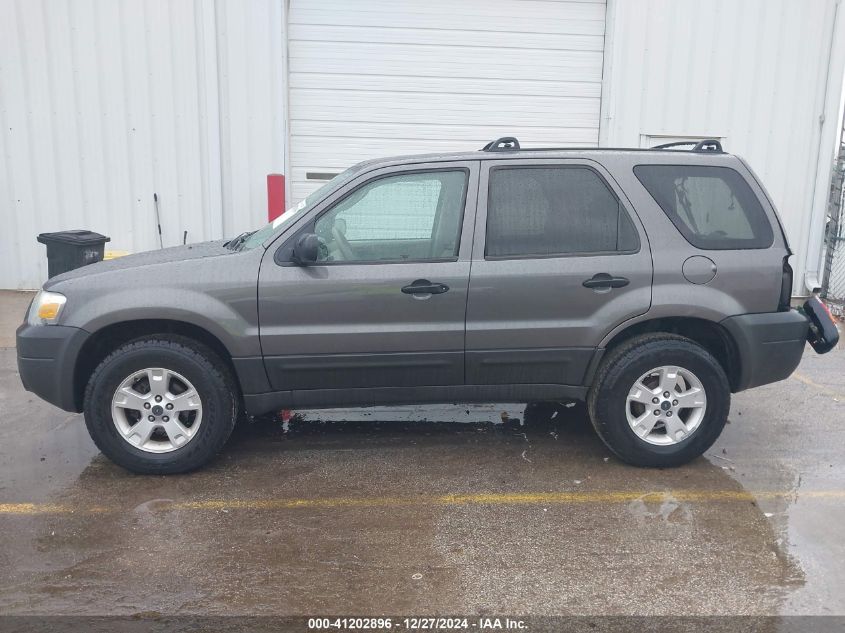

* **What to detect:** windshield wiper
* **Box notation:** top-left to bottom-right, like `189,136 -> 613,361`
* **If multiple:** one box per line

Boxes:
225,231 -> 256,251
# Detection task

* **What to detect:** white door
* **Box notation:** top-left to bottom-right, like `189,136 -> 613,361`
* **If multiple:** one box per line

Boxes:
287,0 -> 607,203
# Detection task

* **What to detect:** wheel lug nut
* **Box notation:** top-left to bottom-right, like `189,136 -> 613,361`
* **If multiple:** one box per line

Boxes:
144,403 -> 151,409
148,415 -> 155,422
653,409 -> 661,416
666,411 -> 673,417
673,400 -> 678,406
166,403 -> 173,410
652,397 -> 659,404
663,391 -> 670,398
163,416 -> 169,422
155,395 -> 162,403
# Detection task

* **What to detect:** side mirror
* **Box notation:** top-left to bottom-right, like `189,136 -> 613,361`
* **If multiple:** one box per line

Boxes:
291,233 -> 320,265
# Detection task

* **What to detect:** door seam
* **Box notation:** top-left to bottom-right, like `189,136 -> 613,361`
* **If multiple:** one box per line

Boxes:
463,160 -> 483,385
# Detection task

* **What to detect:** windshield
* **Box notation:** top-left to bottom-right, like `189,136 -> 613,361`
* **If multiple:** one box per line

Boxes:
236,165 -> 364,251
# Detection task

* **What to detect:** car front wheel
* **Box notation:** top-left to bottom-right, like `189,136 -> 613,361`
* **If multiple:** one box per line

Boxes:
83,336 -> 238,474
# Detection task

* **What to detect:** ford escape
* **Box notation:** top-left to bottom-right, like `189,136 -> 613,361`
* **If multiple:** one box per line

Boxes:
17,137 -> 839,474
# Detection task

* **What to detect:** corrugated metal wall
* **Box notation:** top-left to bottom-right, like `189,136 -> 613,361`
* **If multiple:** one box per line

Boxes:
601,0 -> 845,295
0,0 -> 286,290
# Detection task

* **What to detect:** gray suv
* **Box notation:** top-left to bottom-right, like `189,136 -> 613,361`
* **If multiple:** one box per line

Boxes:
17,137 -> 839,474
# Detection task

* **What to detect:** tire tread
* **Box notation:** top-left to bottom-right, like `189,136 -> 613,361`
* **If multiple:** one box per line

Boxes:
83,335 -> 238,474
587,333 -> 730,467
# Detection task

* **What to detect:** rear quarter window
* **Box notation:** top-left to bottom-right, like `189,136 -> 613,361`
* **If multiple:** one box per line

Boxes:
633,165 -> 774,250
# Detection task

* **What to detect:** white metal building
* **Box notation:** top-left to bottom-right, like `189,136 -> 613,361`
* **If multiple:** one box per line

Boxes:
2,0 -> 845,294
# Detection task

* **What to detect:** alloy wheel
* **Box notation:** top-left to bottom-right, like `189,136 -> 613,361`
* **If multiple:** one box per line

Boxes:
625,365 -> 707,446
110,367 -> 203,453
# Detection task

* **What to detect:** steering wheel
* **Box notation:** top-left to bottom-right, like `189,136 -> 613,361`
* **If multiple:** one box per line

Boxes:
331,224 -> 355,261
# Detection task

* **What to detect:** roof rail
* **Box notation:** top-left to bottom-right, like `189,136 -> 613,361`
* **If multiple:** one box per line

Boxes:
481,136 -> 520,152
478,136 -> 724,153
653,139 -> 723,152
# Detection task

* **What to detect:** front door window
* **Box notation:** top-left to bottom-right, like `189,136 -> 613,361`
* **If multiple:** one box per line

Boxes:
313,170 -> 468,263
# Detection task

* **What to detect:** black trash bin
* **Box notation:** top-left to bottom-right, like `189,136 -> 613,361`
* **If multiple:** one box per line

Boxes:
37,230 -> 111,278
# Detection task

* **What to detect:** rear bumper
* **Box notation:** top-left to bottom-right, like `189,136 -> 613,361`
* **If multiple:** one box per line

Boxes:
16,323 -> 89,412
721,310 -> 809,392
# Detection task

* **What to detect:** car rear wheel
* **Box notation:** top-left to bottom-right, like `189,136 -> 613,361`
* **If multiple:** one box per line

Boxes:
83,336 -> 238,474
587,333 -> 730,467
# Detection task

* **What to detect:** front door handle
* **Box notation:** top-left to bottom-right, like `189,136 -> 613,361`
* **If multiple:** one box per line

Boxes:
401,279 -> 449,295
582,273 -> 630,289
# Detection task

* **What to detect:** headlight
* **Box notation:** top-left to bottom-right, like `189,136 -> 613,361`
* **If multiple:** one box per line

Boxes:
27,291 -> 67,325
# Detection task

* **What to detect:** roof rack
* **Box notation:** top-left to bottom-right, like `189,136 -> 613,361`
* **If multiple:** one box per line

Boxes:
481,136 -> 520,152
652,139 -> 723,152
480,136 -> 725,154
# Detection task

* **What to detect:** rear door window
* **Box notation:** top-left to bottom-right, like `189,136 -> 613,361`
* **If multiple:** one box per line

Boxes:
633,165 -> 773,249
485,166 -> 640,258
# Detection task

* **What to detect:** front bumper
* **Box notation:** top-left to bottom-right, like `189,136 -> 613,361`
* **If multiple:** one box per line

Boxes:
16,323 -> 89,412
721,309 -> 810,392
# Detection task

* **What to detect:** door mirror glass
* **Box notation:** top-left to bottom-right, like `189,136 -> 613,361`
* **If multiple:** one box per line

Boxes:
291,233 -> 321,265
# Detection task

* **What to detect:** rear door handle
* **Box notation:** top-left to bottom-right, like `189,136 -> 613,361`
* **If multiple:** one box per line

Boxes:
401,279 -> 449,295
582,273 -> 630,289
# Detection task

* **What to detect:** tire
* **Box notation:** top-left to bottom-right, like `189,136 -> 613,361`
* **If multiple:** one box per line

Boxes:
83,336 -> 239,474
587,333 -> 730,467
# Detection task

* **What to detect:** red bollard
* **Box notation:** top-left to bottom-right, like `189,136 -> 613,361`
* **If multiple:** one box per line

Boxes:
267,174 -> 285,222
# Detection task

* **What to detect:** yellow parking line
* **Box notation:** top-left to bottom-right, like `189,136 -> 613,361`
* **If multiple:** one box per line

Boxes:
2,489 -> 844,515
792,371 -> 845,400
173,489 -> 845,509
0,502 -> 109,515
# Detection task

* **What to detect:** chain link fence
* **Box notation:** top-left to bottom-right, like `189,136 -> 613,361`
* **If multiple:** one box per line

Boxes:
821,125 -> 845,317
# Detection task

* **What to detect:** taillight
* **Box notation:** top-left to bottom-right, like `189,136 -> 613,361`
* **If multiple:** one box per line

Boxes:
779,256 -> 793,311
819,296 -> 835,321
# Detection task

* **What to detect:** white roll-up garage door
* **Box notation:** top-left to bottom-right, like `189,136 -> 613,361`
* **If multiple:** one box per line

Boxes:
287,0 -> 607,203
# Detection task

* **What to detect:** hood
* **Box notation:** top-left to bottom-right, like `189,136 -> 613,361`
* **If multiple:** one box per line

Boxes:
44,240 -> 236,288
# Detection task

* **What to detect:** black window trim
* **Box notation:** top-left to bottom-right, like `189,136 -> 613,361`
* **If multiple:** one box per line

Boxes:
274,166 -> 471,267
483,163 -> 642,261
632,163 -> 775,251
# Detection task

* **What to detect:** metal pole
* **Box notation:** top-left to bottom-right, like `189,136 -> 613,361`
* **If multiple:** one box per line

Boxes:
821,124 -> 845,298
153,193 -> 164,249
